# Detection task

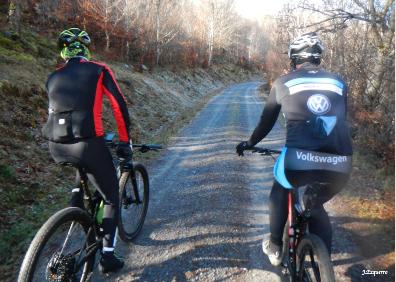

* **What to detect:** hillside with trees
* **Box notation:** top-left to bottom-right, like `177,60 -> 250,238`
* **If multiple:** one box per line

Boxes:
2,0 -> 393,162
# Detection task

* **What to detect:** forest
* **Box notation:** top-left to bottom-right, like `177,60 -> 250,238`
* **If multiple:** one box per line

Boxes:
4,0 -> 393,165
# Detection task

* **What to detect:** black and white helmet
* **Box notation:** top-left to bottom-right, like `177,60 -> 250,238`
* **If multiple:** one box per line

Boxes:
288,32 -> 324,60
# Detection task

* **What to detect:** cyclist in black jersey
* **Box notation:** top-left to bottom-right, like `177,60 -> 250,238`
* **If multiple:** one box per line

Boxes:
42,28 -> 131,273
236,32 -> 353,266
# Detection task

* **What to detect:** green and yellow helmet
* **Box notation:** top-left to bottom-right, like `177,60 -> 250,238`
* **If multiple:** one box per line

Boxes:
58,28 -> 91,60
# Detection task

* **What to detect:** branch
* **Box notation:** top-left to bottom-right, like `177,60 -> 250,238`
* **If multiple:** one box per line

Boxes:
298,3 -> 386,35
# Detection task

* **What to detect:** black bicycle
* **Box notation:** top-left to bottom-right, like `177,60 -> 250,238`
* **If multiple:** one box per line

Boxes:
18,133 -> 161,282
250,147 -> 335,282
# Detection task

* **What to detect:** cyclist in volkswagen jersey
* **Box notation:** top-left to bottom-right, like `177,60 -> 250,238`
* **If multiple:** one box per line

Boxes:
42,28 -> 131,273
236,32 -> 353,266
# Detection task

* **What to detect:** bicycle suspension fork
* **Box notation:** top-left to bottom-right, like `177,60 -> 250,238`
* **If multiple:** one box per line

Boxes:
121,161 -> 142,204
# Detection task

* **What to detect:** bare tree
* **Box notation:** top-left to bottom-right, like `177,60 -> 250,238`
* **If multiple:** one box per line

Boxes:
152,0 -> 181,65
79,0 -> 127,52
201,0 -> 235,66
7,0 -> 22,35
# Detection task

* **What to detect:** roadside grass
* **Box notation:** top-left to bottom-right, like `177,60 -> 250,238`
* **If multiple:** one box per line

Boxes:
341,151 -> 394,220
332,150 -> 395,273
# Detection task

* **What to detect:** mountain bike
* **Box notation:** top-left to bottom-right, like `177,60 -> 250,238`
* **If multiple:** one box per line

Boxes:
249,147 -> 336,282
18,133 -> 162,282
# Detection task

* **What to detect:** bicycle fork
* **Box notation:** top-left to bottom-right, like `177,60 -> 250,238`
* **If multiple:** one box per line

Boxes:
130,169 -> 142,204
120,163 -> 142,205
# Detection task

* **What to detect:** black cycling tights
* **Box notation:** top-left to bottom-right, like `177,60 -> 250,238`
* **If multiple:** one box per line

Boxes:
269,170 -> 349,253
49,137 -> 119,252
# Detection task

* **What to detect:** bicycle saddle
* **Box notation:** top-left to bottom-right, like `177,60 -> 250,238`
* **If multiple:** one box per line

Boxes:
295,182 -> 331,213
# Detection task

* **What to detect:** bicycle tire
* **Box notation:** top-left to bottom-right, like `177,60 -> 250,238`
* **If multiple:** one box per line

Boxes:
296,234 -> 335,282
18,207 -> 95,282
118,163 -> 149,241
281,222 -> 290,264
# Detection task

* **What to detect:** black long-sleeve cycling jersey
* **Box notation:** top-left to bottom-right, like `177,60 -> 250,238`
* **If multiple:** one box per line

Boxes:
248,62 -> 353,156
42,57 -> 130,143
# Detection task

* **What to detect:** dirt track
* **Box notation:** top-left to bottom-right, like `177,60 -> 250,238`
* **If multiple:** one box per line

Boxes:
93,82 -> 382,281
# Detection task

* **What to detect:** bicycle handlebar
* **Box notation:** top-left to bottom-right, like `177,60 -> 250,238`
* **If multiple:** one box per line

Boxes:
104,132 -> 162,152
248,147 -> 281,155
132,144 -> 163,153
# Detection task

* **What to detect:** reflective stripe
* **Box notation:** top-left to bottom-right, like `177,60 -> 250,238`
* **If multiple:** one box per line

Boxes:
72,188 -> 80,193
102,247 -> 114,252
289,83 -> 343,95
273,147 -> 293,189
284,77 -> 344,89
113,228 -> 118,248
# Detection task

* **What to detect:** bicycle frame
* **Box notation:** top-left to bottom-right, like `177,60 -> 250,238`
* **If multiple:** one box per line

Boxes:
284,189 -> 310,279
71,167 -> 103,272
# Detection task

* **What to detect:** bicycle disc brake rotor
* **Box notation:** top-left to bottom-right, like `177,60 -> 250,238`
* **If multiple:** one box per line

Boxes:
46,252 -> 76,282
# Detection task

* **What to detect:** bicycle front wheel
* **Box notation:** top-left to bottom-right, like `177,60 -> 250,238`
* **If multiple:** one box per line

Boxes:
18,207 -> 96,282
296,234 -> 335,282
118,163 -> 149,241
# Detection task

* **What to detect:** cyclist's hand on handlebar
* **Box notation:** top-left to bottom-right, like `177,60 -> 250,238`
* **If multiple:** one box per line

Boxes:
140,145 -> 150,153
236,141 -> 252,156
116,142 -> 132,161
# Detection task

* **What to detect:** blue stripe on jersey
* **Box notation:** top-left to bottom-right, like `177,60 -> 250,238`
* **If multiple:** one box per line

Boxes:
273,147 -> 293,189
284,78 -> 344,89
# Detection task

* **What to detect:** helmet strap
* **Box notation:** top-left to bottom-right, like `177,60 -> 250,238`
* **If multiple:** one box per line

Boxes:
290,59 -> 297,70
292,57 -> 321,68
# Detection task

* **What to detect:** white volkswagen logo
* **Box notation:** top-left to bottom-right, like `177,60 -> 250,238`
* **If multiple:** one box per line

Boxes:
307,94 -> 331,115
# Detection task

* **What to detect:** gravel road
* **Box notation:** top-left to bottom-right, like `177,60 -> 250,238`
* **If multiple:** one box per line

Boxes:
93,81 -> 368,282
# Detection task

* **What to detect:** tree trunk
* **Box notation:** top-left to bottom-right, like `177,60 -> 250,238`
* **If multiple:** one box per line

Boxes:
8,0 -> 22,36
126,40 -> 130,61
104,0 -> 110,52
105,29 -> 110,52
155,0 -> 161,65
208,13 -> 214,66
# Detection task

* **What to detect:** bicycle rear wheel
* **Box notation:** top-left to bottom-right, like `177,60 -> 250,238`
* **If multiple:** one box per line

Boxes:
18,207 -> 96,282
118,163 -> 149,241
296,234 -> 335,282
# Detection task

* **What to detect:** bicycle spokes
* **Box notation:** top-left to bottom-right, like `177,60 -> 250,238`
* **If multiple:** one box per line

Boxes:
32,221 -> 89,282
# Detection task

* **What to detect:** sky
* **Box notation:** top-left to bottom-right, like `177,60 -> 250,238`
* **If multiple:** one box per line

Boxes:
234,0 -> 291,20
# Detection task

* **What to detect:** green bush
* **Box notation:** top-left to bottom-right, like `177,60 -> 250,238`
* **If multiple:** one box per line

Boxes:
0,35 -> 23,52
0,46 -> 35,63
0,164 -> 15,181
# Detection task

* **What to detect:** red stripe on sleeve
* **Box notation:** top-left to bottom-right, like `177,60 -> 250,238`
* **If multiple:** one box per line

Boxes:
89,61 -> 127,102
102,85 -> 129,142
93,72 -> 105,137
